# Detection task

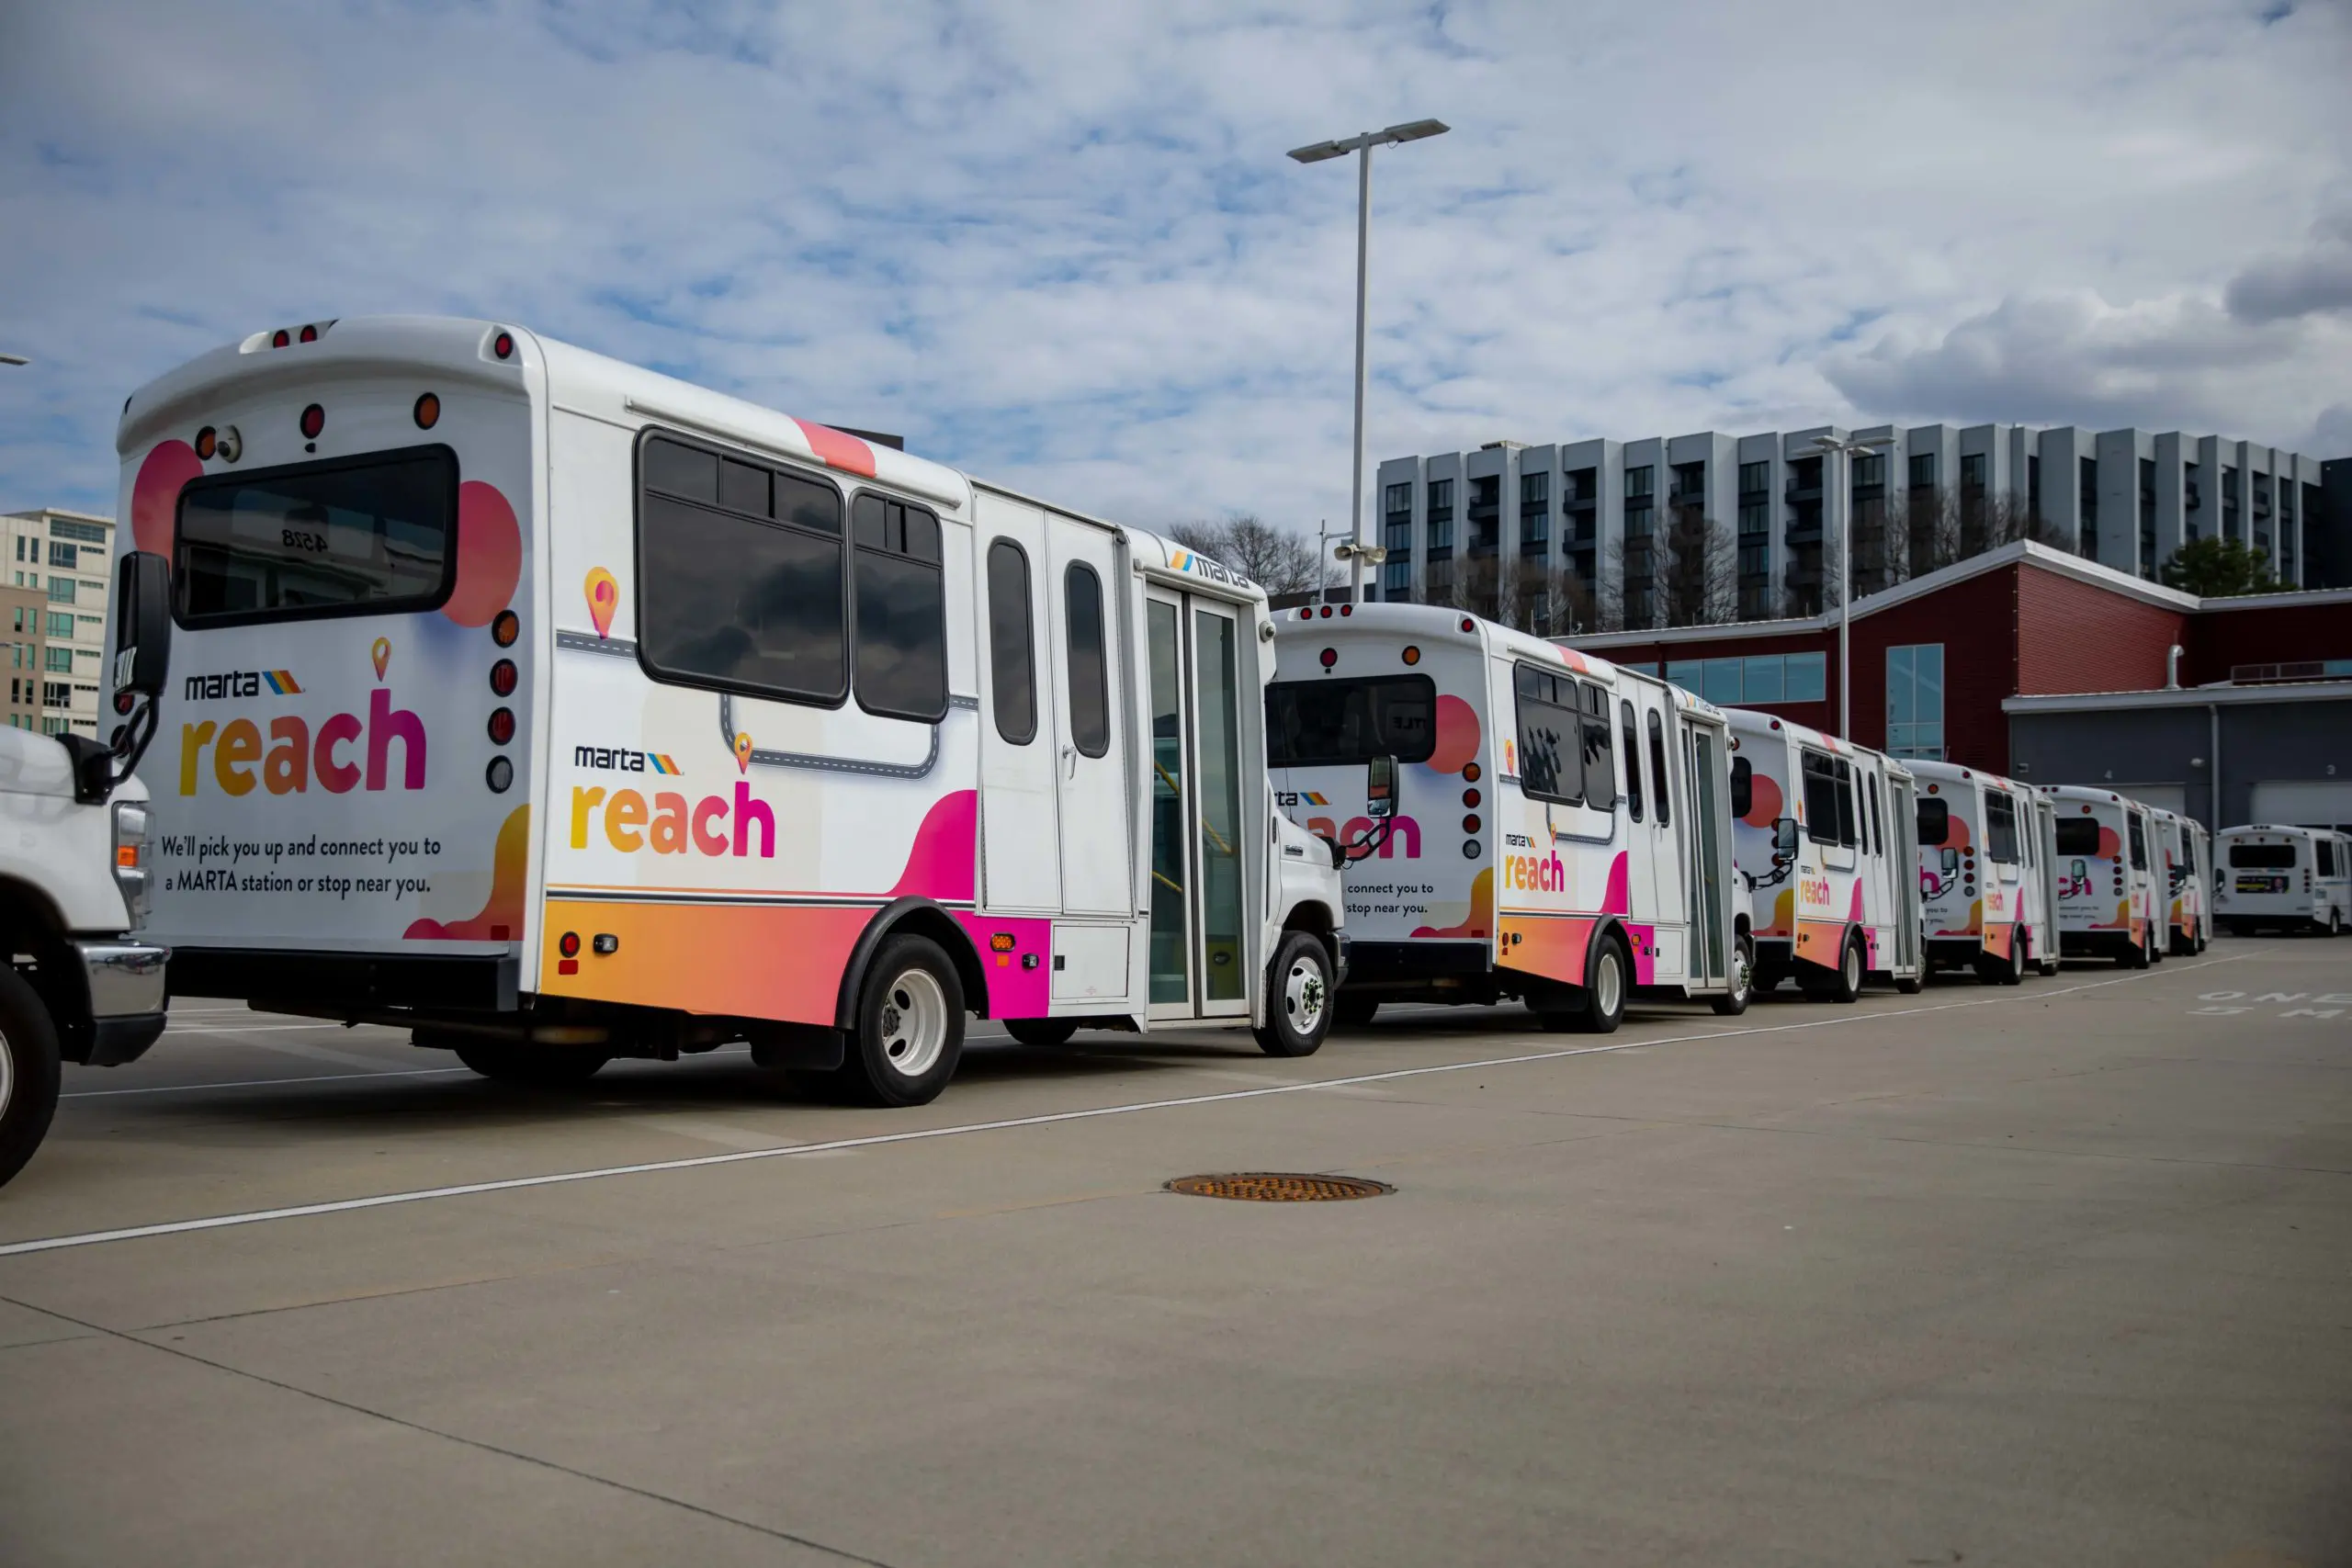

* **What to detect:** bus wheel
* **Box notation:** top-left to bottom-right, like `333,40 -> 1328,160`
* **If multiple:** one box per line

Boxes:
0,966 -> 63,1190
2122,931 -> 2150,969
1003,1018 -> 1080,1048
1712,935 -> 1754,1017
1576,933 -> 1629,1034
1254,932 -> 1333,1058
1334,993 -> 1380,1029
841,934 -> 965,1107
1808,934 -> 1864,1004
452,1041 -> 609,1087
1894,969 -> 1925,994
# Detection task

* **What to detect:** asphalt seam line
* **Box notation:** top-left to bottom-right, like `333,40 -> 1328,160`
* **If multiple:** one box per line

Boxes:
0,1292 -> 903,1568
2,953 -> 2248,1258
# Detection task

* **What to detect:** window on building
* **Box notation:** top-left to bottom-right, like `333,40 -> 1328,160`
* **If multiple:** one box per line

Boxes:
45,646 -> 73,672
51,519 -> 106,545
2079,457 -> 2099,556
42,681 -> 71,707
41,716 -> 68,736
1661,651 -> 1825,705
984,541 -> 1037,744
47,577 -> 74,604
47,612 -> 73,639
849,492 -> 947,723
1626,466 -> 1653,500
1620,700 -> 1644,821
1381,558 -> 1412,599
47,541 -> 76,570
1520,472 -> 1549,549
1960,453 -> 1986,492
1384,482 -> 1411,517
1854,454 -> 1885,490
1885,642 -> 1944,759
1908,453 -> 1936,490
1426,479 -> 1454,553
638,435 -> 849,706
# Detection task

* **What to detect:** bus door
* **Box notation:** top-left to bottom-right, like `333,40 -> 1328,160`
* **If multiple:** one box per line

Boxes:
1682,716 -> 1729,989
1887,770 -> 1923,976
976,494 -> 1063,912
2033,793 -> 2062,959
1044,514 -> 1131,919
1143,585 -> 1250,1021
1640,693 -> 1686,965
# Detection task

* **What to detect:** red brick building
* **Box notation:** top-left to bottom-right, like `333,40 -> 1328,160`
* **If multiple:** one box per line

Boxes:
1566,541 -> 2352,778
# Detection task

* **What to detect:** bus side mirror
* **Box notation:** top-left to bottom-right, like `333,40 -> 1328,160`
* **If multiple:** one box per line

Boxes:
112,551 -> 173,704
1774,818 -> 1800,854
1364,754 -> 1397,819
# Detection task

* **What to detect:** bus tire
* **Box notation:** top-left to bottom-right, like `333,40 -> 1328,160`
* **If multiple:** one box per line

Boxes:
1254,931 -> 1333,1058
2121,931 -> 2149,969
1576,932 -> 1629,1034
1711,935 -> 1754,1017
1807,933 -> 1864,1005
0,966 -> 63,1190
1003,1018 -> 1080,1048
452,1041 -> 609,1087
1334,993 -> 1380,1029
840,934 -> 965,1107
1894,970 -> 1925,994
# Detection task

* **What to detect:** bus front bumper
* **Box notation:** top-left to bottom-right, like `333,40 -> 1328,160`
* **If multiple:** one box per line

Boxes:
74,939 -> 171,1067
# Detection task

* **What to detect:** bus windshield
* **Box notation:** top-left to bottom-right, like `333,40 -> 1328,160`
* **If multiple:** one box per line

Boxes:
1267,675 -> 1436,767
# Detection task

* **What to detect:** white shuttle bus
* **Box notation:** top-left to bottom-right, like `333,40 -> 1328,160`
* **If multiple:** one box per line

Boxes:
116,316 -> 1352,1105
1721,710 -> 1924,999
2047,785 -> 2164,965
1906,760 -> 2056,982
2151,807 -> 2214,954
2214,824 -> 2352,937
1265,604 -> 1747,1031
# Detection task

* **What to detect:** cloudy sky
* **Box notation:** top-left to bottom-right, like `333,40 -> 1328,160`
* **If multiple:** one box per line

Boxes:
3,0 -> 2347,533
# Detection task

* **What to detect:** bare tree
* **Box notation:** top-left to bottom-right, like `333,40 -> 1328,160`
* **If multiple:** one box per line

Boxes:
1664,510 -> 1740,626
1883,488 -> 2063,584
1510,564 -> 1600,638
1169,514 -> 1319,595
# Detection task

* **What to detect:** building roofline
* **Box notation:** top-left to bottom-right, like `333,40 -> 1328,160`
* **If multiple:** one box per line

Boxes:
4,507 -> 114,526
2004,680 -> 2352,714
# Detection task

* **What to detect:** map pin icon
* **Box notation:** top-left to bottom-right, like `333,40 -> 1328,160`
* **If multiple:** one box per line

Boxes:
734,732 -> 753,773
370,637 -> 390,681
584,568 -> 618,638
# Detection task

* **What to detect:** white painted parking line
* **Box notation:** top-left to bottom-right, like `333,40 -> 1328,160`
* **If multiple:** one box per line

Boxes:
0,953 -> 2247,1259
64,1066 -> 475,1100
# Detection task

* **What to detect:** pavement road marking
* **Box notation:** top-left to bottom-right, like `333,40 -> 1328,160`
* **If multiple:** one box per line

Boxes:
4,954 -> 2249,1259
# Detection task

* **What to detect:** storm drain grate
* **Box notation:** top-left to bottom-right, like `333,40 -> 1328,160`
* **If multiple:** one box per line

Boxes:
1164,1172 -> 1394,1202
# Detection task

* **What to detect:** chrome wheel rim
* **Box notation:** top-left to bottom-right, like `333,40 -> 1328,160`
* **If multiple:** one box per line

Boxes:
1844,942 -> 1862,991
1733,941 -> 1753,1001
1283,954 -> 1328,1032
876,968 -> 949,1078
1596,950 -> 1623,1017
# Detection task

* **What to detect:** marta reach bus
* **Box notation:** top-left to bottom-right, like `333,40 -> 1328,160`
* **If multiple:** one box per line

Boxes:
114,316 -> 1354,1105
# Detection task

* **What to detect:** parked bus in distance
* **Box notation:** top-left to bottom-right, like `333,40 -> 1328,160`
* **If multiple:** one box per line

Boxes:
1722,709 -> 1924,999
2149,807 -> 2214,953
2213,824 -> 2352,937
1907,760 -> 2057,982
1265,604 -> 1746,1032
117,316 -> 1353,1106
2045,785 -> 2165,965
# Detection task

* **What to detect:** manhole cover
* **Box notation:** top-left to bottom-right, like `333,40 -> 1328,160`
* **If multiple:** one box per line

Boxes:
1164,1172 -> 1394,1202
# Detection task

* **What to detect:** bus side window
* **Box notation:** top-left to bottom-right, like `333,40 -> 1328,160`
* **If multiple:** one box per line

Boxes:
2319,837 -> 2337,877
1645,708 -> 1670,828
986,540 -> 1037,745
1866,775 -> 1883,859
1580,682 -> 1617,810
2126,814 -> 2147,870
1619,700 -> 1643,822
851,493 -> 947,722
1512,664 -> 1581,807
1833,759 -> 1858,847
1801,750 -> 1839,845
1730,755 -> 1752,820
1063,561 -> 1110,758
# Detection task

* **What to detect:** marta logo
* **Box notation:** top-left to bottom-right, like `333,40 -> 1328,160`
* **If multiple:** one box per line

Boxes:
573,745 -> 681,775
184,669 -> 302,701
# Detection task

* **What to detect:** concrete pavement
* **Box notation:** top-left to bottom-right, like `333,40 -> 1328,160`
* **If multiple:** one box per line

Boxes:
2,939 -> 2347,1566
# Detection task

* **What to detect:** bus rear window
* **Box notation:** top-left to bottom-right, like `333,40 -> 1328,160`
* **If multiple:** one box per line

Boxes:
2054,818 -> 2102,857
2227,842 -> 2297,869
1266,675 -> 1436,767
174,446 -> 456,626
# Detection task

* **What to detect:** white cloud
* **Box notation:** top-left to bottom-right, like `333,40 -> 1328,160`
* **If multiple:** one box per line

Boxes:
2,0 -> 2347,536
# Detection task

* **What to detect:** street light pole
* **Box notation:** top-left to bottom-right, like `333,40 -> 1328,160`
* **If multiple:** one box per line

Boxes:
1808,433 -> 1894,741
1290,118 -> 1448,604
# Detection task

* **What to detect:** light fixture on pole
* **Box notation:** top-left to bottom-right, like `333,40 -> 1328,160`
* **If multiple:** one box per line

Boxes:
1806,432 -> 1895,742
1289,117 -> 1449,605
0,353 -> 28,367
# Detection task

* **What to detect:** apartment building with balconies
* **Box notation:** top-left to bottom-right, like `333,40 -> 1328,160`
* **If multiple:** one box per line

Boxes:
2,507 -> 119,739
1375,424 -> 2333,631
